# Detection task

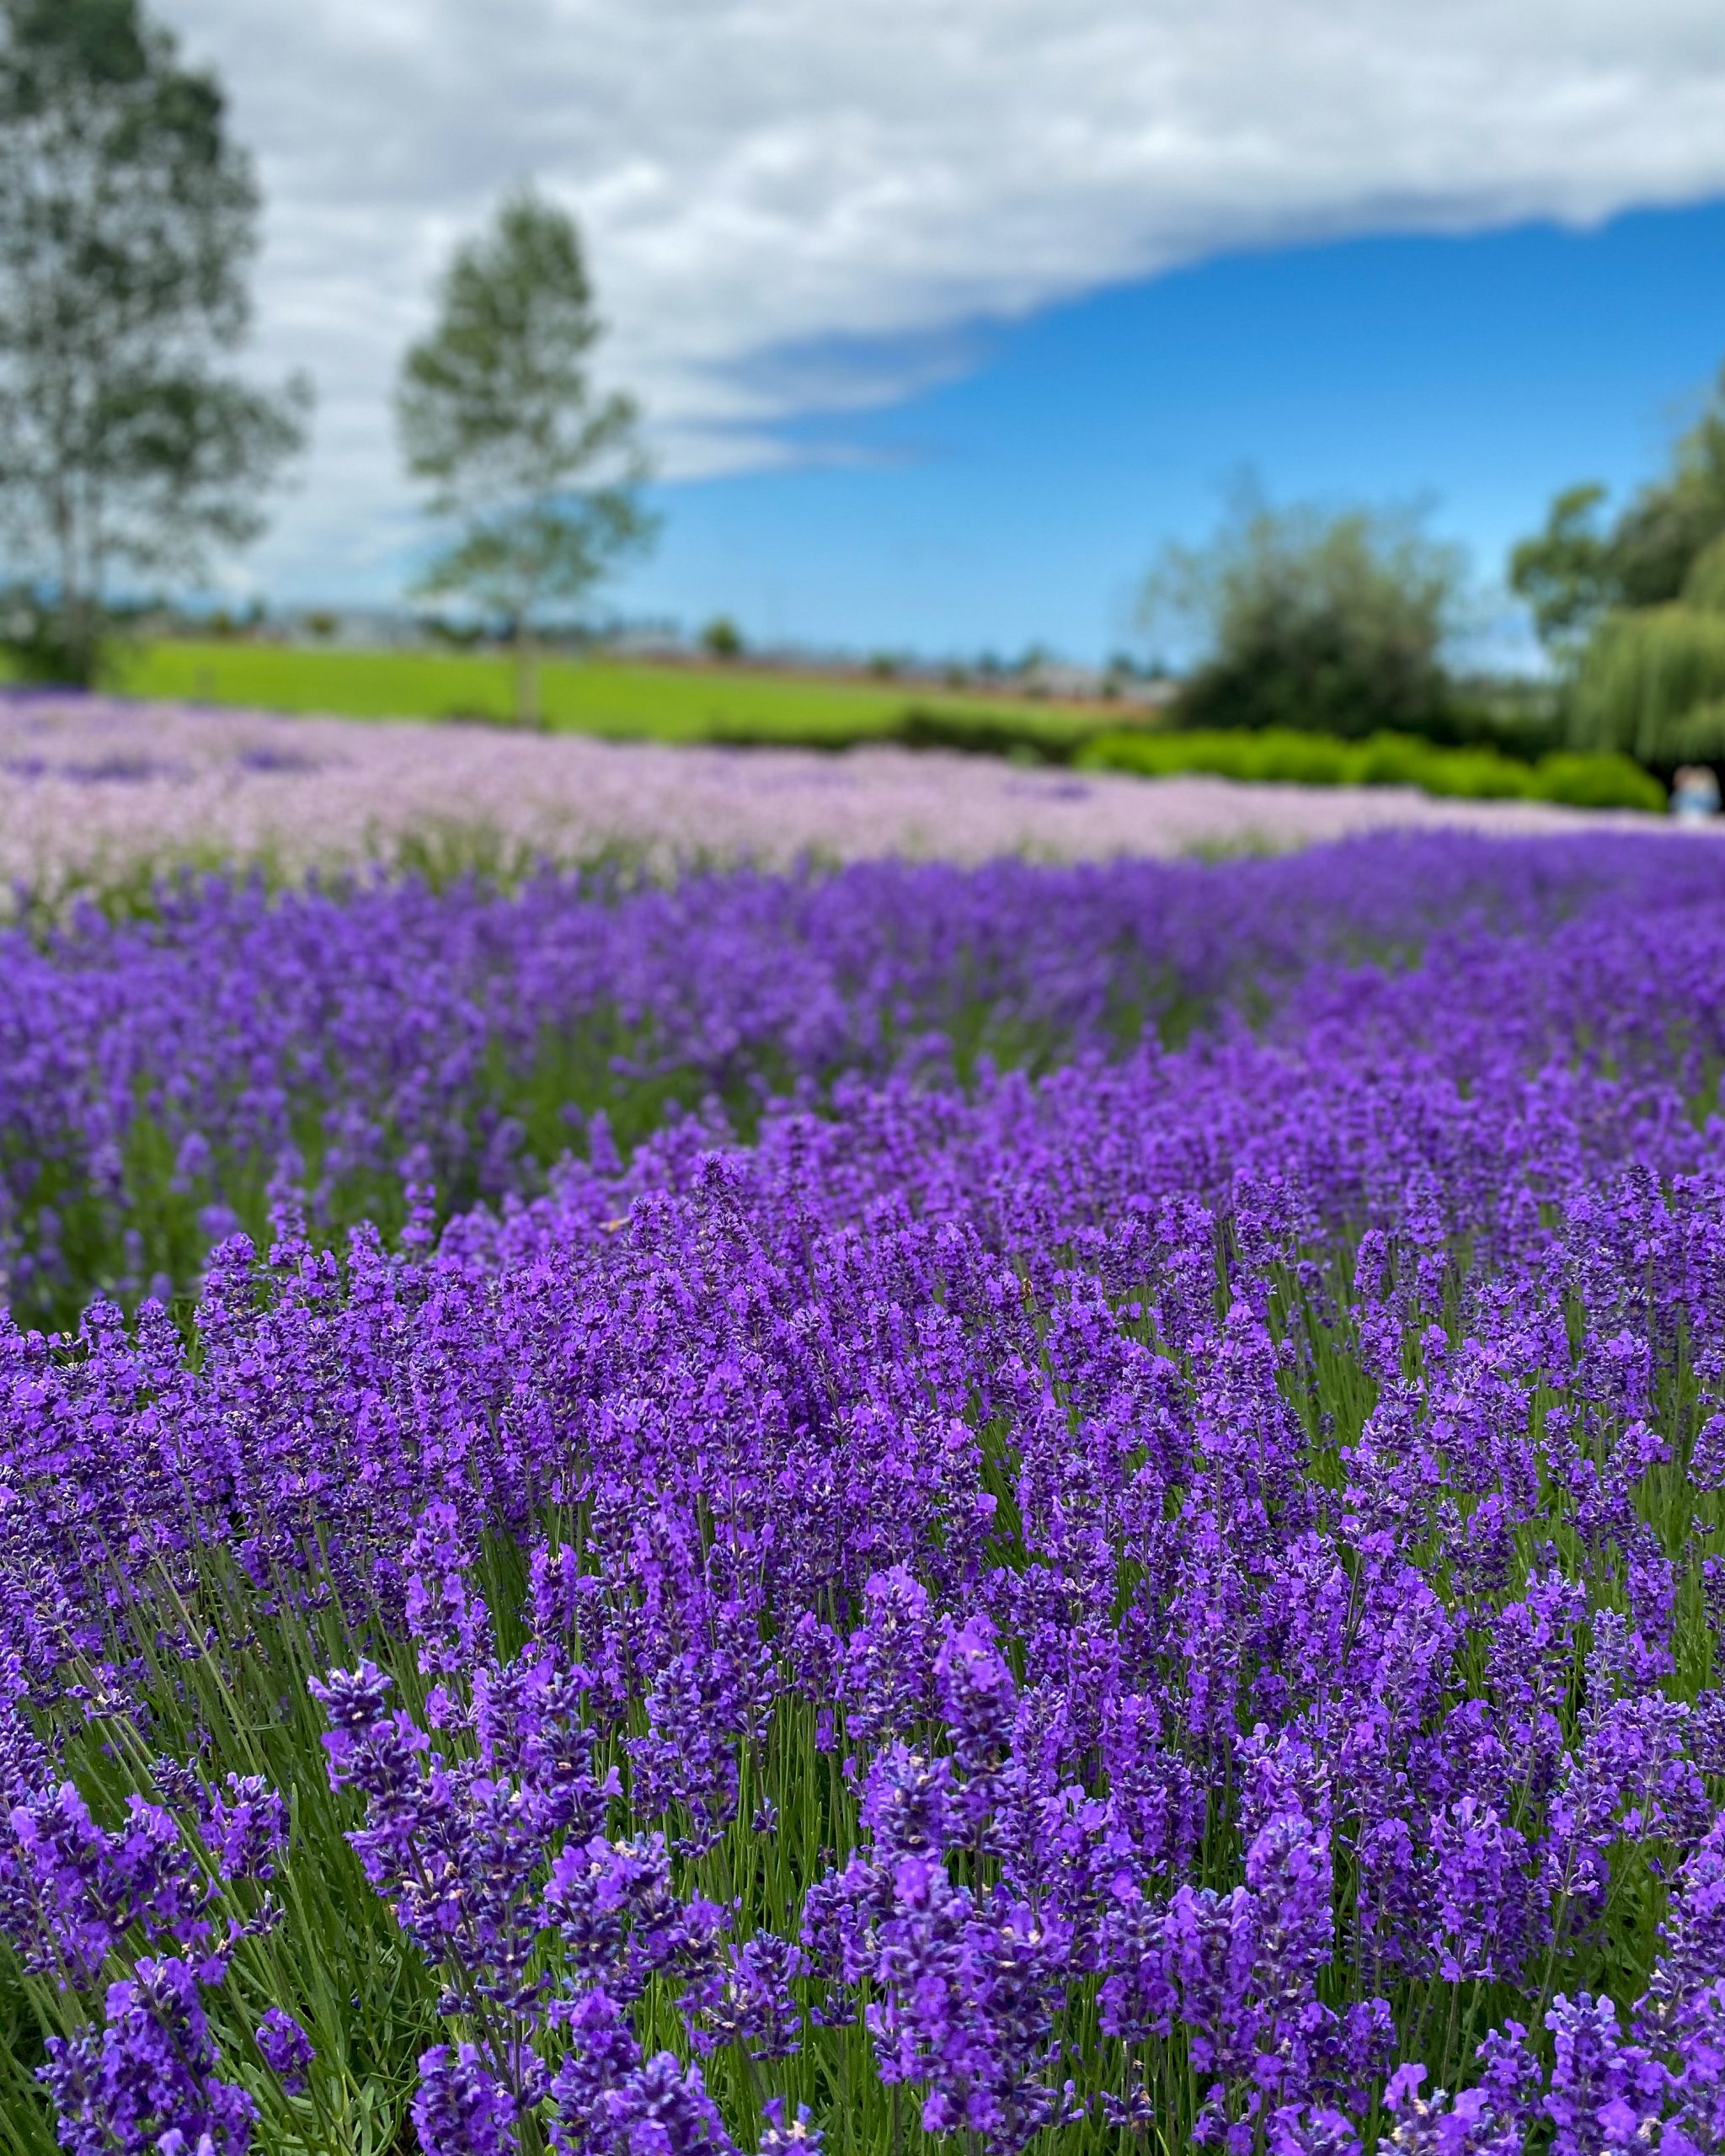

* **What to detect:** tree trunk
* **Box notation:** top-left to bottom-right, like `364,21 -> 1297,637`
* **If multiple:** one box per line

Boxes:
514,621 -> 542,728
66,595 -> 96,689
53,488 -> 93,687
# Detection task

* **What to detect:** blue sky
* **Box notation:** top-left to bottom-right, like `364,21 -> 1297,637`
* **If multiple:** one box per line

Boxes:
613,200 -> 1725,666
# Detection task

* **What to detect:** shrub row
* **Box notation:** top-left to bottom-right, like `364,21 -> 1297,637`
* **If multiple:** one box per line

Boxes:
1078,725 -> 1667,811
702,707 -> 1663,809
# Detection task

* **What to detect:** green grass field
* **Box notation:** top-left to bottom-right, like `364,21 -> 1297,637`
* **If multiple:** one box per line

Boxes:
101,637 -> 1100,745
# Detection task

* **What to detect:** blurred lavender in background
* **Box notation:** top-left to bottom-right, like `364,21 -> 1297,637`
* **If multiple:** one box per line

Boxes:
0,694 -> 1687,902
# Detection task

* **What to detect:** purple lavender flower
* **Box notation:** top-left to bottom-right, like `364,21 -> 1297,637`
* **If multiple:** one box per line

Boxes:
1245,1805 -> 1334,2012
1632,1812 -> 1725,2148
933,1613 -> 1016,1780
683,1930 -> 807,2060
39,1956 -> 255,2156
1097,2077 -> 1157,2133
542,1827 -> 727,2012
843,1566 -> 935,1755
413,2042 -> 519,2156
18,839 -> 1725,2155
548,1988 -> 643,2153
601,2052 -> 738,2156
1429,1797 -> 1531,1985
1151,1881 -> 1260,2077
1266,2104 -> 1360,2156
0,1783 -> 213,1985
405,1502 -> 493,1680
1379,2059 -> 1523,2156
254,2006 -> 314,2094
757,2097 -> 824,2156
626,1652 -> 743,1855
205,1776 -> 289,1884
1544,1993 -> 1667,2156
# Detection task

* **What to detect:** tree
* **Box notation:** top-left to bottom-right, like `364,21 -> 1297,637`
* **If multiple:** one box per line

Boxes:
0,0 -> 308,686
1562,536 -> 1725,768
1511,369 -> 1725,660
1567,603 -> 1725,766
1611,378 -> 1725,608
397,189 -> 655,727
1141,488 -> 1472,741
1506,483 -> 1616,659
1508,366 -> 1725,763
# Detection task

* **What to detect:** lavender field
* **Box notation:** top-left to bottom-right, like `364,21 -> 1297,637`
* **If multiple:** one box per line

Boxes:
6,831 -> 1725,2156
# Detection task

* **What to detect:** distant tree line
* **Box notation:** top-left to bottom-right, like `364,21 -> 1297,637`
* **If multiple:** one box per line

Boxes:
1143,378 -> 1725,775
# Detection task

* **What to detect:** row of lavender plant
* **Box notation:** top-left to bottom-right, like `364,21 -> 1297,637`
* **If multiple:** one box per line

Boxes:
4,835 -> 1725,2153
5,834 -> 1714,1330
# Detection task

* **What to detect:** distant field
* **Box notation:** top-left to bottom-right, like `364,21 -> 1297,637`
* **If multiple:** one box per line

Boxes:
90,638 -> 1103,744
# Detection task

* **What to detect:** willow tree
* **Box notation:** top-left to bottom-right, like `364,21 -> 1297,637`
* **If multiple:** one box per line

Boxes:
1567,534 -> 1725,765
0,0 -> 307,684
397,189 -> 654,727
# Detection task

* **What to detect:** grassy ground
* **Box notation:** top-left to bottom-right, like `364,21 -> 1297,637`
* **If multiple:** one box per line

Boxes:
98,638 -> 1103,745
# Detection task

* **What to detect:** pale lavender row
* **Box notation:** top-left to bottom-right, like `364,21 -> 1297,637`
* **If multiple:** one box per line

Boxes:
0,691 -> 1682,892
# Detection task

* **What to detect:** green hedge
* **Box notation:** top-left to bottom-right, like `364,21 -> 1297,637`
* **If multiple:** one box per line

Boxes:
702,702 -> 1100,760
701,702 -> 1664,811
1077,727 -> 1667,812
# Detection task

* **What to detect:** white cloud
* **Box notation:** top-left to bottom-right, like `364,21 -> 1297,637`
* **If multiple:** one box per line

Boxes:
153,0 -> 1725,597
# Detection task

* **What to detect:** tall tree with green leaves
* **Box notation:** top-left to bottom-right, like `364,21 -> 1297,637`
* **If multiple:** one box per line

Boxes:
1508,366 -> 1725,765
0,0 -> 308,685
1505,483 -> 1616,661
397,189 -> 655,727
1510,367 -> 1725,663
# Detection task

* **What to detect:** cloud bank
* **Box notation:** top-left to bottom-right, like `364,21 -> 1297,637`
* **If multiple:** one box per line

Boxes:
154,0 -> 1725,596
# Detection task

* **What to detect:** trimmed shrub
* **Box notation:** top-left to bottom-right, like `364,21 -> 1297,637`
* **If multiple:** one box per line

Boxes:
1537,750 -> 1668,812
